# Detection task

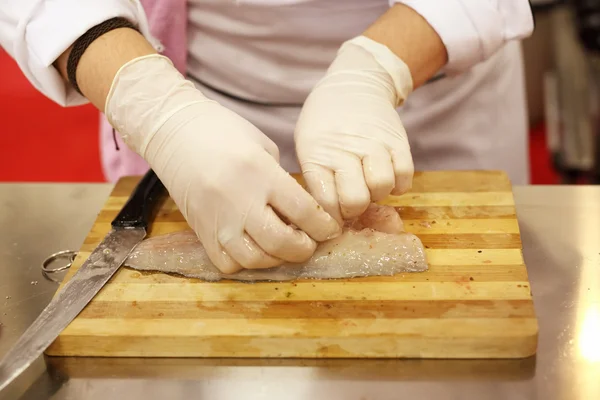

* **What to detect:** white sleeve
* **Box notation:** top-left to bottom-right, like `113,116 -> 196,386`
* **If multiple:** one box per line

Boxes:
392,0 -> 534,74
0,0 -> 161,107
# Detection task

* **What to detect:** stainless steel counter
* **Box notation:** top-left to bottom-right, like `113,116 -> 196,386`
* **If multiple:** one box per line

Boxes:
0,183 -> 599,400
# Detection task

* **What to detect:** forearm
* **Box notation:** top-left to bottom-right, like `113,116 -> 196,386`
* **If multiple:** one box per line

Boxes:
363,3 -> 447,89
54,27 -> 156,112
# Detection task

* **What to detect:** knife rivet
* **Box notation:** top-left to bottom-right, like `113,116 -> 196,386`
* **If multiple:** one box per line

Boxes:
103,249 -> 111,255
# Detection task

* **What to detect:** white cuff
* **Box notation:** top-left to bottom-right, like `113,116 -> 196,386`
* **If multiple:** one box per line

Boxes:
341,36 -> 413,105
392,0 -> 534,74
13,0 -> 160,106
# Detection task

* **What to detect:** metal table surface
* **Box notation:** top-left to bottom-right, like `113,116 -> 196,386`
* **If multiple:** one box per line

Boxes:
0,183 -> 599,400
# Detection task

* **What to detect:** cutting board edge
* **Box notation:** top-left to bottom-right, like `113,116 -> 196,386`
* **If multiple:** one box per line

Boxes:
46,316 -> 539,359
45,333 -> 538,359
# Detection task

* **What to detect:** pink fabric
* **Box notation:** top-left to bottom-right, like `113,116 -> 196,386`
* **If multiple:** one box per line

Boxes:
99,0 -> 188,182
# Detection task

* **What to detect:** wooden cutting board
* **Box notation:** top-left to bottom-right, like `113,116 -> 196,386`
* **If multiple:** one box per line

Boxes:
46,170 -> 538,359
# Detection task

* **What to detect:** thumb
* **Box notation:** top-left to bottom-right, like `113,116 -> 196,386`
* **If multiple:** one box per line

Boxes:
264,139 -> 280,163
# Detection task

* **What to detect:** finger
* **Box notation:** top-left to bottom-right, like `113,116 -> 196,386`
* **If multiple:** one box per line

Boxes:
219,230 -> 284,270
199,233 -> 244,275
242,122 -> 281,163
362,147 -> 395,201
262,140 -> 280,163
389,141 -> 414,195
270,167 -> 342,241
256,132 -> 280,162
185,207 -> 244,274
333,153 -> 371,220
245,205 -> 317,263
301,162 -> 343,225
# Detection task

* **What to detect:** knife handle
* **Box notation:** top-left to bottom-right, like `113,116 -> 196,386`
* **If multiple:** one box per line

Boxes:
112,169 -> 166,229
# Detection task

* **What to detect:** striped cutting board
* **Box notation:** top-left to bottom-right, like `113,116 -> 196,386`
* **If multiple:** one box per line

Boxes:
46,170 -> 538,358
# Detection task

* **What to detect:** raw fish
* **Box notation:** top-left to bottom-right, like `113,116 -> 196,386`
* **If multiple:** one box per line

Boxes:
124,203 -> 428,282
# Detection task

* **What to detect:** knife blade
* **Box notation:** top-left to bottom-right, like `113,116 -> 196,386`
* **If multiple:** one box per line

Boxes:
0,169 -> 165,392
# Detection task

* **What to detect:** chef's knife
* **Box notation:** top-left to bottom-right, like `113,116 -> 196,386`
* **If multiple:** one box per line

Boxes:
0,169 -> 165,392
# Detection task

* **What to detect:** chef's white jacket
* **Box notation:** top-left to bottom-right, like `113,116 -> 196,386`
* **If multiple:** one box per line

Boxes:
0,1 -> 535,184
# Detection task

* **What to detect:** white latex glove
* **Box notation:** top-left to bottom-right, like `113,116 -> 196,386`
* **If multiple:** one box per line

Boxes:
105,54 -> 341,274
295,35 -> 415,224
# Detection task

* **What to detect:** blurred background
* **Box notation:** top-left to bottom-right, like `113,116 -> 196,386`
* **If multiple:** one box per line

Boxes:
0,0 -> 599,184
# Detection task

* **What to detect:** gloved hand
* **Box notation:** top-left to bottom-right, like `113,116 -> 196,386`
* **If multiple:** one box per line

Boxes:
295,35 -> 415,224
105,54 -> 341,274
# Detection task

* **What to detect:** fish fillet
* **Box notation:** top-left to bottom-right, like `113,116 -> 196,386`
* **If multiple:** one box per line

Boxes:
124,203 -> 428,282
